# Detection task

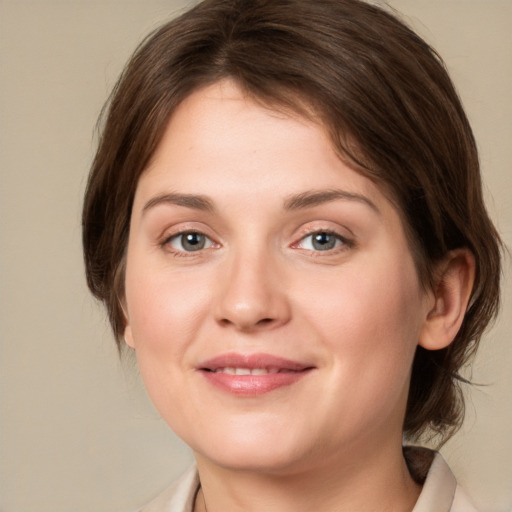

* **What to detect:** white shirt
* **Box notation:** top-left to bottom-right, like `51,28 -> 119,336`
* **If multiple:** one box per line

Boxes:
141,451 -> 477,512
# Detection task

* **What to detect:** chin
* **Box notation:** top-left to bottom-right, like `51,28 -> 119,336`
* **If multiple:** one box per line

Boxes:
185,417 -> 314,474
199,445 -> 306,475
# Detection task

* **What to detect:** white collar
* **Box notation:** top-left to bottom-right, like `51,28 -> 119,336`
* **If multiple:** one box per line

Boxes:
141,449 -> 477,512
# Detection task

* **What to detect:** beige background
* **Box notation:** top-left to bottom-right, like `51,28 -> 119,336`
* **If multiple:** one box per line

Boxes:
0,1 -> 510,511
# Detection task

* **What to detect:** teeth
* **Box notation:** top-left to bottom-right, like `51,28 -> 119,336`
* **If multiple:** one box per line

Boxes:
214,367 -> 281,375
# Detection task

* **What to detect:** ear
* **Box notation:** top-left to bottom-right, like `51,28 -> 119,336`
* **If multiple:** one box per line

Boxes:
120,299 -> 136,349
124,323 -> 135,349
419,249 -> 476,351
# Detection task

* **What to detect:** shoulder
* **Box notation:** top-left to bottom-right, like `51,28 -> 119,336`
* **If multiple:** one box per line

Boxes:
140,466 -> 199,512
406,446 -> 479,512
452,485 -> 479,512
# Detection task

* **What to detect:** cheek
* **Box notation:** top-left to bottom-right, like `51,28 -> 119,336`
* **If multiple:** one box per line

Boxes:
125,264 -> 210,352
305,256 -> 422,338
299,255 -> 424,387
124,270 -> 209,420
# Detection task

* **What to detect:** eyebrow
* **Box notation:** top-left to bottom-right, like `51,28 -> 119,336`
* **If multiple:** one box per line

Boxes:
142,189 -> 379,215
283,189 -> 380,213
142,193 -> 215,214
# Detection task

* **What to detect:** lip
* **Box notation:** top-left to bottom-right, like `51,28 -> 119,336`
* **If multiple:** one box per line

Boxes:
197,353 -> 315,396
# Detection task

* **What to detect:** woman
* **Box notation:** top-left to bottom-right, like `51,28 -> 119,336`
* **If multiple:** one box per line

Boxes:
82,0 -> 502,510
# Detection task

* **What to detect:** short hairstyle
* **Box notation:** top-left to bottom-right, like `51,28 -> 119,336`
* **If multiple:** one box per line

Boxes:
82,0 -> 502,443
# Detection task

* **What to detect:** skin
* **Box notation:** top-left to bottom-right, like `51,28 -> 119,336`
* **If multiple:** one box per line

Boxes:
123,80 -> 475,512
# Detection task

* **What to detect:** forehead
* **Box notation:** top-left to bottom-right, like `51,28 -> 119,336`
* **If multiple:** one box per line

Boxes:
138,80 -> 382,204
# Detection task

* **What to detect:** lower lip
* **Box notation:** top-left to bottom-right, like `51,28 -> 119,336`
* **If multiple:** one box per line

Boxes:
200,370 -> 312,396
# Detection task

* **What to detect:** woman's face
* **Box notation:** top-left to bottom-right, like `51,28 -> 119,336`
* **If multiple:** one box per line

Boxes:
124,80 -> 432,474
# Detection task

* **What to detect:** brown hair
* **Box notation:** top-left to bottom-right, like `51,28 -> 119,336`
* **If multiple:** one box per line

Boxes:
82,0 -> 502,443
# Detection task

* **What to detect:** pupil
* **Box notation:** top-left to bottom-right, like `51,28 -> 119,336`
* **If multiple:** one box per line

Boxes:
183,233 -> 205,251
313,232 -> 335,250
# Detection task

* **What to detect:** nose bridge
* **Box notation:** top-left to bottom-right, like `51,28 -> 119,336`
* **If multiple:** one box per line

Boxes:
215,239 -> 289,330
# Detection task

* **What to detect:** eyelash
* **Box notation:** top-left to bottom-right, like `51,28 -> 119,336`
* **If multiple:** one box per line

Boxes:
292,229 -> 354,254
161,228 -> 353,257
161,231 -> 217,257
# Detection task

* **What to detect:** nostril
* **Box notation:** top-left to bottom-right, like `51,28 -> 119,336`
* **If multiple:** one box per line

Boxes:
219,317 -> 275,329
256,318 -> 274,325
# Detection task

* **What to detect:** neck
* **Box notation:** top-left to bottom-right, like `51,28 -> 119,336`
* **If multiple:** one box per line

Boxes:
193,440 -> 421,512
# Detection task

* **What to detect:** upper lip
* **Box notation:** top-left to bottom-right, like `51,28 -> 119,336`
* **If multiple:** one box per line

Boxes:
198,353 -> 314,372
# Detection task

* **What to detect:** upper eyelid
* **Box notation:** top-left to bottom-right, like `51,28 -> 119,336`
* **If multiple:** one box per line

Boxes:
163,229 -> 206,242
159,222 -> 218,242
294,216 -> 356,235
299,230 -> 350,244
294,225 -> 354,242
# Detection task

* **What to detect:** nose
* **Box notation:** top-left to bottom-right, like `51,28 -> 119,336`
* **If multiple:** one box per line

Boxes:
214,248 -> 291,332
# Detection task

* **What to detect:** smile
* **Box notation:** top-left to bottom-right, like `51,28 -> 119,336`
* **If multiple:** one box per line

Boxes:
207,367 -> 293,375
198,353 -> 314,396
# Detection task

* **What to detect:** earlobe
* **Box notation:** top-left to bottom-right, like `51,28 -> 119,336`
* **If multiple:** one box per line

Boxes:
120,299 -> 135,349
124,324 -> 135,348
418,249 -> 476,351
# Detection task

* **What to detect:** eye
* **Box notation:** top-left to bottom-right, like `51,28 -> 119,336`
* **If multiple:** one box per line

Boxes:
167,231 -> 215,252
297,231 -> 348,251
